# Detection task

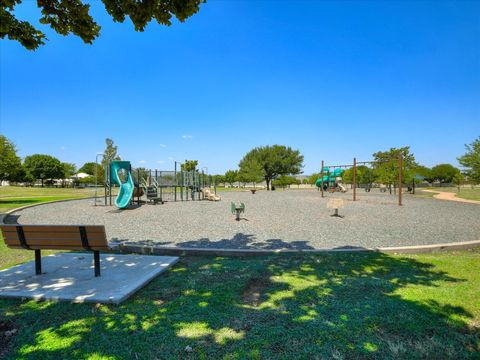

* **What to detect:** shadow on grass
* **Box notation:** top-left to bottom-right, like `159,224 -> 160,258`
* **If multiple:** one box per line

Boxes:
0,252 -> 478,359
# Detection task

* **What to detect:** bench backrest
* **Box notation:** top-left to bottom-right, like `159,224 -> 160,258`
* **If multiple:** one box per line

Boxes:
0,225 -> 109,251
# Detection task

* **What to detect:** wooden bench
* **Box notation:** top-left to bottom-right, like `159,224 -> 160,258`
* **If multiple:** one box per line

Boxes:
0,225 -> 109,277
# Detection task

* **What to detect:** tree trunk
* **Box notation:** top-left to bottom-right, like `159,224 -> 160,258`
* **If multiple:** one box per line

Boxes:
41,179 -> 44,187
265,178 -> 270,190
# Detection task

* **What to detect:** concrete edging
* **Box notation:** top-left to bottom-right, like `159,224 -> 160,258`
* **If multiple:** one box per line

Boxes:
114,239 -> 480,256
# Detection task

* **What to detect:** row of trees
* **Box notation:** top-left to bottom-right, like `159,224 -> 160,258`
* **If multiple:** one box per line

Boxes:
0,136 -> 121,187
216,137 -> 480,190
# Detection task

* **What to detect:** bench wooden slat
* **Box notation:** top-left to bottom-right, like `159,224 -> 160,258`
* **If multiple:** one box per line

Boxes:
2,232 -> 108,241
4,238 -> 108,247
1,225 -> 105,234
6,244 -> 109,250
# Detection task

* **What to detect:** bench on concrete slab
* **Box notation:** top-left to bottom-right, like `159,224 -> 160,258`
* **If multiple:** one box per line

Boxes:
0,225 -> 109,277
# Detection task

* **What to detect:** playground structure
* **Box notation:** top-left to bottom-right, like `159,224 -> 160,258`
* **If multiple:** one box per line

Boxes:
96,159 -> 218,209
315,167 -> 347,193
317,156 -> 404,206
231,201 -> 246,221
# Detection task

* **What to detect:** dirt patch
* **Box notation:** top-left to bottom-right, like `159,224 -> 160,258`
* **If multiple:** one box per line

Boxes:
0,320 -> 18,358
242,274 -> 272,306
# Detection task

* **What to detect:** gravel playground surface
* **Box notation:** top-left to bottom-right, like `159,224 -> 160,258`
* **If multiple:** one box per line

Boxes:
6,190 -> 480,250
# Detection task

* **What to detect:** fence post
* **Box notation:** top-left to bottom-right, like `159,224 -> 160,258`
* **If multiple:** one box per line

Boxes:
174,161 -> 177,202
321,160 -> 324,198
353,157 -> 357,201
399,154 -> 403,206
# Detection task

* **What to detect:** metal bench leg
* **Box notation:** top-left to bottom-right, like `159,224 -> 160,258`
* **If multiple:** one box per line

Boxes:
94,251 -> 101,277
35,249 -> 42,275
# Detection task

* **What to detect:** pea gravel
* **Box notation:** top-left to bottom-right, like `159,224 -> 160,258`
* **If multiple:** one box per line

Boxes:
6,190 -> 480,250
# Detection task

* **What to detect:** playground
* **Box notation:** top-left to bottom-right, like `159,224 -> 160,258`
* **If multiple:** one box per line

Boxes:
6,189 -> 480,250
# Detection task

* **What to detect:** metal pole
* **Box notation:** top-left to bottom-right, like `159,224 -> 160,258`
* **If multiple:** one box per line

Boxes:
174,161 -> 177,202
202,170 -> 205,199
399,154 -> 403,206
94,155 -> 98,206
321,160 -> 324,198
180,168 -> 184,201
137,168 -> 140,205
108,161 -> 112,206
353,157 -> 357,201
104,162 -> 107,206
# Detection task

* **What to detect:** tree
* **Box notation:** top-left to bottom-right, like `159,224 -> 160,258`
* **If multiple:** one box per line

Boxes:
1,0 -> 205,51
181,160 -> 198,172
430,164 -> 460,184
343,166 -> 376,186
458,137 -> 480,184
453,172 -> 464,192
61,162 -> 76,187
79,162 -> 104,183
102,138 -> 121,166
224,170 -> 238,187
272,175 -> 298,189
237,160 -> 264,188
413,165 -> 432,184
213,174 -> 225,187
372,147 -> 417,193
239,145 -> 304,190
308,173 -> 321,185
23,154 -> 64,187
0,135 -> 22,184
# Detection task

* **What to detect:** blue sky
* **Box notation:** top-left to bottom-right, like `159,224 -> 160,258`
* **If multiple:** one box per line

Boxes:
1,0 -> 479,174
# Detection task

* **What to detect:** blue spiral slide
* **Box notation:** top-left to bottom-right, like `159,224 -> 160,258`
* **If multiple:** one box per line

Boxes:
110,161 -> 134,209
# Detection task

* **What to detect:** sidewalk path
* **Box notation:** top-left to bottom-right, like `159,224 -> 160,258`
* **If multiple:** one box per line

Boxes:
421,190 -> 480,205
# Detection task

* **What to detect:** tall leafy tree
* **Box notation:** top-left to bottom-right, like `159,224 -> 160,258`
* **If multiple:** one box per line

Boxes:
213,174 -> 225,187
23,154 -> 64,187
61,162 -> 76,187
372,147 -> 417,193
239,145 -> 304,190
181,160 -> 198,172
1,0 -> 205,50
224,170 -> 238,187
79,162 -> 104,183
0,135 -> 22,184
458,136 -> 480,184
430,164 -> 460,184
272,175 -> 298,189
308,173 -> 321,185
237,160 -> 264,188
102,138 -> 121,166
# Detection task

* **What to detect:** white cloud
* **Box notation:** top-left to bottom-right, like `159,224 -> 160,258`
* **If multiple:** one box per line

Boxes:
182,134 -> 193,139
138,160 -> 146,164
157,160 -> 165,164
159,144 -> 167,148
60,146 -> 66,150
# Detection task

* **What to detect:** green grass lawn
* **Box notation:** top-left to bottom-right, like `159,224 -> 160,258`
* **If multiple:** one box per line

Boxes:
0,186 -> 118,213
0,186 -> 98,198
1,250 -> 478,359
425,187 -> 480,201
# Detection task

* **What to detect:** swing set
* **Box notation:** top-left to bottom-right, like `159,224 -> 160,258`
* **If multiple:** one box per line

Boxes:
319,155 -> 404,206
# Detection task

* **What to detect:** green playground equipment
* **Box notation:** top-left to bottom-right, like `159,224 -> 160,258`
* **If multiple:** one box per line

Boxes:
315,167 -> 347,192
110,160 -> 134,209
231,202 -> 245,221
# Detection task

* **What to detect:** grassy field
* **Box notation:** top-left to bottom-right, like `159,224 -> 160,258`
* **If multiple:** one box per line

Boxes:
425,187 -> 480,201
0,186 -> 117,213
1,250 -> 479,359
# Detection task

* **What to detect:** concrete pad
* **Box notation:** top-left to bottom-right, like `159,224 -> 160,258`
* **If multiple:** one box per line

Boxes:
0,253 -> 178,304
